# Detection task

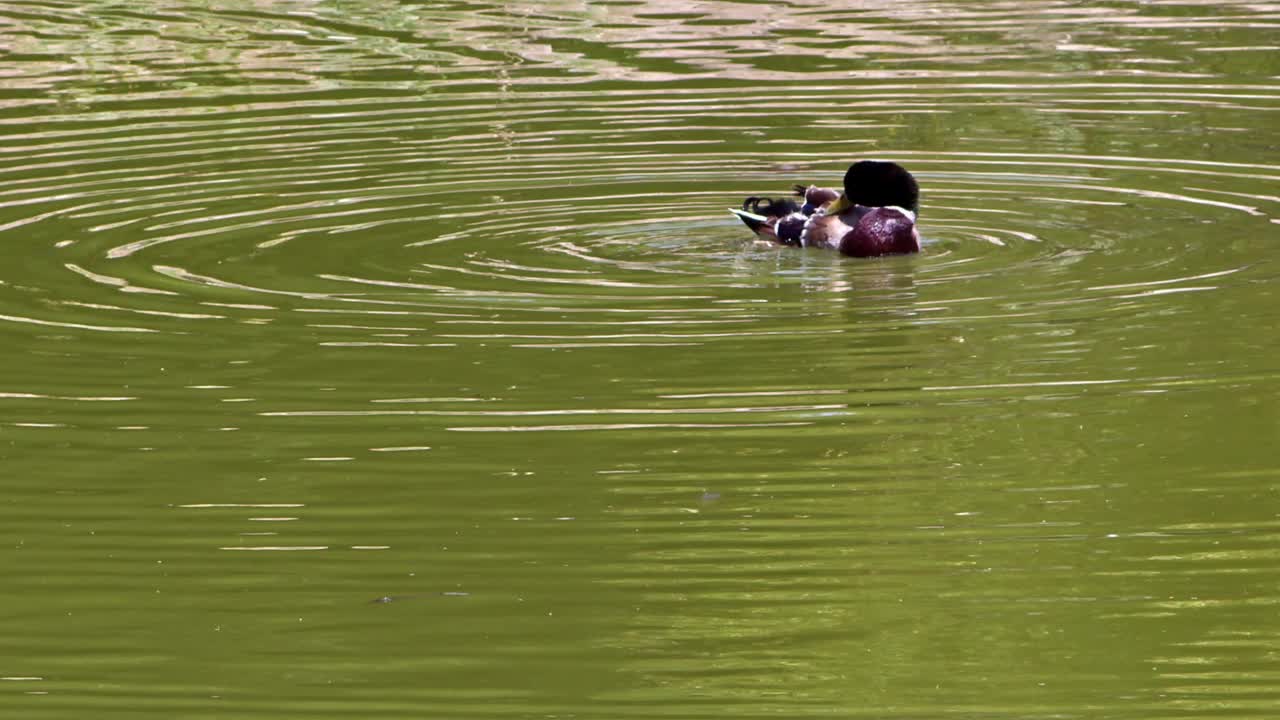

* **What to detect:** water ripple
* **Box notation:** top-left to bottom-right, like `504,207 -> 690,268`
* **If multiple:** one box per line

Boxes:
2,2 -> 1279,718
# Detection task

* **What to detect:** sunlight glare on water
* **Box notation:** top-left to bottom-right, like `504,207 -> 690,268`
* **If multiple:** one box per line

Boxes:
1,1 -> 1278,718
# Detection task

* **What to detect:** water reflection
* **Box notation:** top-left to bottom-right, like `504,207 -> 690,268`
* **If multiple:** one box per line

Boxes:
0,1 -> 1277,718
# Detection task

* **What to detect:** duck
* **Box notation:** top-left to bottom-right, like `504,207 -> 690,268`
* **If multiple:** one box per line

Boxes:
729,160 -> 920,258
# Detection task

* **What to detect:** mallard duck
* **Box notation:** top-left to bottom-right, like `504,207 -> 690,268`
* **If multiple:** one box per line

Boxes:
730,160 -> 920,257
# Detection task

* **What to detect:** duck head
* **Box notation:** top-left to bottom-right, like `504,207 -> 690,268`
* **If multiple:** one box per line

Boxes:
827,160 -> 921,257
842,160 -> 919,214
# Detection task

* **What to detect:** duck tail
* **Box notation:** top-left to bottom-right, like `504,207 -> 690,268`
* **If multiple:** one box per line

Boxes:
728,208 -> 773,235
741,195 -> 801,217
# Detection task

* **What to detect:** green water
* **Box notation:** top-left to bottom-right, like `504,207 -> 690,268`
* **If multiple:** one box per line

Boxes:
2,1 -> 1278,717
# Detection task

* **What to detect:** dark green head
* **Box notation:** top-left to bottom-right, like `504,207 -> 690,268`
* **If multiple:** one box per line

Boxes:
842,161 -> 919,215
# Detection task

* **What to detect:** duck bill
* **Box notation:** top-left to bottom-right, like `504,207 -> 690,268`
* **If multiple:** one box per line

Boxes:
826,194 -> 853,214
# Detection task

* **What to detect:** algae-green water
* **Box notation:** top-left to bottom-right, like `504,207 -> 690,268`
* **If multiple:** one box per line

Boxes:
2,1 -> 1278,717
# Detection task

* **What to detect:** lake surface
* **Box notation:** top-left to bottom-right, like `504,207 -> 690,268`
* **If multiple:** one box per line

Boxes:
2,1 -> 1278,717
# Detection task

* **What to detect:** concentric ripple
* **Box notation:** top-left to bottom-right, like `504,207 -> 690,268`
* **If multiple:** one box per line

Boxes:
2,1 -> 1279,719
1,1 -> 1276,344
